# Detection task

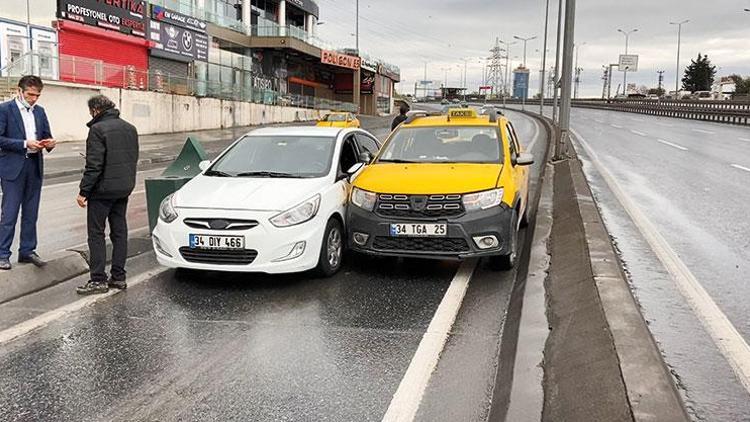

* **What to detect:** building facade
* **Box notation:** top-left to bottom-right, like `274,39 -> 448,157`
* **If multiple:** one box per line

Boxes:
0,0 -> 400,115
512,66 -> 529,100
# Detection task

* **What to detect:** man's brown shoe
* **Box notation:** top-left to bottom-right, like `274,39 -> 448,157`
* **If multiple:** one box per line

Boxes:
19,253 -> 47,268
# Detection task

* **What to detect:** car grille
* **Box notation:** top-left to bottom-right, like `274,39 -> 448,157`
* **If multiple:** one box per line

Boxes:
183,218 -> 259,231
376,194 -> 464,218
179,248 -> 259,265
372,237 -> 470,253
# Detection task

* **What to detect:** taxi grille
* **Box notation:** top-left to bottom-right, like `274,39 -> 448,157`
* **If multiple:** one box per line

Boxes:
376,194 -> 464,218
179,248 -> 258,265
372,237 -> 470,253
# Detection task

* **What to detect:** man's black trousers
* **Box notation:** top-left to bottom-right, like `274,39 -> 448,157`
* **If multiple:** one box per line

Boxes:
87,197 -> 129,282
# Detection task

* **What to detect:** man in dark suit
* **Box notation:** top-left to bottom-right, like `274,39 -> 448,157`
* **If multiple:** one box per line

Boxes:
0,75 -> 55,270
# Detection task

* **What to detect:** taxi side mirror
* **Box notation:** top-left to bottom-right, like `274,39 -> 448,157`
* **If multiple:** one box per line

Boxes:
198,160 -> 211,171
515,153 -> 534,166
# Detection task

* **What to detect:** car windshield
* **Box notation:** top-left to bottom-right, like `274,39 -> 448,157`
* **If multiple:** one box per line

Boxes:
207,135 -> 336,178
378,126 -> 502,164
323,114 -> 348,122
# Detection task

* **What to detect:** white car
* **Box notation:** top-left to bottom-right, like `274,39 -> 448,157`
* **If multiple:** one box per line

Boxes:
152,126 -> 382,276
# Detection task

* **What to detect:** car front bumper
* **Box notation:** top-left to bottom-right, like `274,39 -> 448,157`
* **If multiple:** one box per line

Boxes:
152,208 -> 327,274
346,204 -> 515,260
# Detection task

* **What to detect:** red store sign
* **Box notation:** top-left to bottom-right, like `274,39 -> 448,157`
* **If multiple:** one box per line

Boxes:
321,50 -> 361,70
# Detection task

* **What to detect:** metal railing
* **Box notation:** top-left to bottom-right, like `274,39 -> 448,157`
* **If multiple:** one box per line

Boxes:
2,52 -> 358,112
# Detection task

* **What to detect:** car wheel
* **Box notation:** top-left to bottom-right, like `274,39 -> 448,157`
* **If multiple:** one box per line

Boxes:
316,218 -> 344,277
491,210 -> 519,271
520,203 -> 530,228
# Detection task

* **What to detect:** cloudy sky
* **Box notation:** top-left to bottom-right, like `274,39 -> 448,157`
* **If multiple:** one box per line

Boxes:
315,0 -> 750,97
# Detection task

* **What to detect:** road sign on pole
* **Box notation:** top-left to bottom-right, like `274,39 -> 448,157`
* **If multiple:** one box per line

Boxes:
618,54 -> 639,72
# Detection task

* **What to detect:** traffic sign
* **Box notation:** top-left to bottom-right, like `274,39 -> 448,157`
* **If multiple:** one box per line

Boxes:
618,54 -> 639,72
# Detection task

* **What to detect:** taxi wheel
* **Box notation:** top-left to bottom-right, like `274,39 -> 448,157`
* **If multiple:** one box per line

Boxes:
520,204 -> 530,228
491,210 -> 519,271
316,218 -> 344,277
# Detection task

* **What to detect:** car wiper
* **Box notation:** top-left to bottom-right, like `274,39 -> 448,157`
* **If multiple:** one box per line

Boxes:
204,170 -> 233,177
378,159 -> 421,163
235,171 -> 301,178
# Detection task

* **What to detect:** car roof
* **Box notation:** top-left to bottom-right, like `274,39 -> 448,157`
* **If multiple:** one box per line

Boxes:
403,108 -> 507,127
245,126 -> 345,138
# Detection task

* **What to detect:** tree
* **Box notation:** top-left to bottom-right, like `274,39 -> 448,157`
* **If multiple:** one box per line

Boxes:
730,75 -> 750,95
682,54 -> 716,92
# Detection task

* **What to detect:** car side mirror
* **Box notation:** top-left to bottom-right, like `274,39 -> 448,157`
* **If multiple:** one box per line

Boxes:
198,160 -> 211,171
515,152 -> 534,166
344,162 -> 365,182
358,151 -> 373,163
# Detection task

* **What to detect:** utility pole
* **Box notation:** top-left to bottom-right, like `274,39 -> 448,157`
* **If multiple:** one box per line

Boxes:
555,0 -> 576,161
670,19 -> 689,97
552,0 -> 564,124
499,40 -> 517,104
617,28 -> 638,97
540,0 -> 551,116
513,35 -> 536,110
657,70 -> 665,95
488,38 -> 505,100
601,66 -> 609,99
573,42 -> 585,99
355,0 -> 359,53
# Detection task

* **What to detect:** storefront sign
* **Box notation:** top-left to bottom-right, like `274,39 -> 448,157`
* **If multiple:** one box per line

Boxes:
321,50 -> 360,70
361,57 -> 378,72
148,5 -> 208,62
57,0 -> 147,38
0,20 -> 28,77
287,0 -> 320,18
378,64 -> 400,82
361,74 -> 374,94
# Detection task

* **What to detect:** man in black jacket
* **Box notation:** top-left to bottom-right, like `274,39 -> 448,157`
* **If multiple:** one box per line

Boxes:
391,104 -> 409,131
76,95 -> 139,295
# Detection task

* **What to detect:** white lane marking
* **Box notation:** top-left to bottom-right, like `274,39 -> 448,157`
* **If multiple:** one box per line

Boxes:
610,124 -> 623,129
523,113 -> 541,153
572,128 -> 750,394
0,265 -> 168,345
656,139 -> 688,151
382,259 -> 478,422
738,137 -> 750,143
594,119 -> 605,124
731,164 -> 750,173
692,128 -> 715,135
630,130 -> 647,137
656,122 -> 674,128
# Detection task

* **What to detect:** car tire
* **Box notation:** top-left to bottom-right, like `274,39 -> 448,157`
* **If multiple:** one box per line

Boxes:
520,203 -> 530,228
491,210 -> 519,271
315,218 -> 344,277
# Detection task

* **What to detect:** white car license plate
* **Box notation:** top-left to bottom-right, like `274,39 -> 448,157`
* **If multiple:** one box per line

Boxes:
390,223 -> 447,237
189,234 -> 245,250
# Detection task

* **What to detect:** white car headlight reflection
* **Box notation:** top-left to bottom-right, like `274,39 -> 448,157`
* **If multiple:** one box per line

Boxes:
462,188 -> 504,211
270,194 -> 321,227
158,194 -> 179,223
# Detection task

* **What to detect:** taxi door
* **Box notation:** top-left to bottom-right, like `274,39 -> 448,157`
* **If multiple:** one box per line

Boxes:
505,122 -> 529,211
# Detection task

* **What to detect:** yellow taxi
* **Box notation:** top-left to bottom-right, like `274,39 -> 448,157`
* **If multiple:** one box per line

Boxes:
316,112 -> 361,128
346,107 -> 533,269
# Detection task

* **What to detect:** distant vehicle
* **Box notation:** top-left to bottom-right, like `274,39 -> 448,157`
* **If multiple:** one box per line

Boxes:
480,105 -> 503,116
627,93 -> 646,99
693,91 -> 712,101
426,96 -> 436,101
646,94 -> 660,100
460,102 -> 468,108
317,112 -> 360,128
441,99 -> 450,105
451,98 -> 461,104
412,98 -> 419,103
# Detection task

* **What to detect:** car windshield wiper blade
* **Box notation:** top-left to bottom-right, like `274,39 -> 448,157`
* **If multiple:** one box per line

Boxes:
235,171 -> 300,178
378,159 -> 421,163
204,170 -> 233,177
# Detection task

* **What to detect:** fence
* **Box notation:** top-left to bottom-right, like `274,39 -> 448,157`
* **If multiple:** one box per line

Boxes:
1,52 -> 357,113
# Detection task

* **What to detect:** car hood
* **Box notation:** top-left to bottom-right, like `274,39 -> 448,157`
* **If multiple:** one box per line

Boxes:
174,175 -> 329,212
354,163 -> 502,194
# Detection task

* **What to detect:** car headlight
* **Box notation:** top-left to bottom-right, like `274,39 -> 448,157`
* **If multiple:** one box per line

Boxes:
270,194 -> 321,227
158,194 -> 179,223
462,188 -> 504,211
351,187 -> 376,211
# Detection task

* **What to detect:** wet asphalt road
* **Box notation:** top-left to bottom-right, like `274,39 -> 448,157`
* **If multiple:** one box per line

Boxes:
0,110 -> 548,421
541,106 -> 750,421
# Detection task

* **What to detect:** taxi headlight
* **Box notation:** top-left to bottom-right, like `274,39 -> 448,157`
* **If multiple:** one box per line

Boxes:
270,194 -> 321,227
351,187 -> 377,211
462,188 -> 504,211
158,194 -> 179,223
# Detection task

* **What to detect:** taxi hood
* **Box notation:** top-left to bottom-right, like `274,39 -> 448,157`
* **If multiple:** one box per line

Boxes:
174,175 -> 329,212
354,163 -> 502,194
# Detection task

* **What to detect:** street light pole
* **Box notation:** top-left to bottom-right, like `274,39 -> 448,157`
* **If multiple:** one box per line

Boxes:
556,0 -> 576,161
670,20 -> 689,97
617,28 -> 638,97
573,41 -> 585,99
540,0 -> 551,116
513,35 -> 537,110
355,0 -> 359,53
552,0 -> 564,124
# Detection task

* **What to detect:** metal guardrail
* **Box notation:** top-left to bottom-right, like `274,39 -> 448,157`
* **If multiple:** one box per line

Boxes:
484,98 -> 750,126
2,52 -> 358,113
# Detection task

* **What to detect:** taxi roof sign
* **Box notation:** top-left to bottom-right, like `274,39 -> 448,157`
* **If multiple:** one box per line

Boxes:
448,108 -> 477,119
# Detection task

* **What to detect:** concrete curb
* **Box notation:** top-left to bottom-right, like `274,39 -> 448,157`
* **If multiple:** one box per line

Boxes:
46,155 -> 179,180
0,235 -> 153,305
566,135 -> 689,422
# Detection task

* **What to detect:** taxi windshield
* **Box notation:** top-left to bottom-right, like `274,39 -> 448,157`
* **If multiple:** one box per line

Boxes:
207,136 -> 336,178
378,126 -> 503,164
323,114 -> 348,122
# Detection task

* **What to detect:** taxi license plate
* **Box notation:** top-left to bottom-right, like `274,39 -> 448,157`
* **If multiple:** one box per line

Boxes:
390,223 -> 447,237
189,234 -> 245,250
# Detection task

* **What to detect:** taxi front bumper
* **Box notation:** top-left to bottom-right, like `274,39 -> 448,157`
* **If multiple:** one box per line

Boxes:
346,204 -> 515,260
